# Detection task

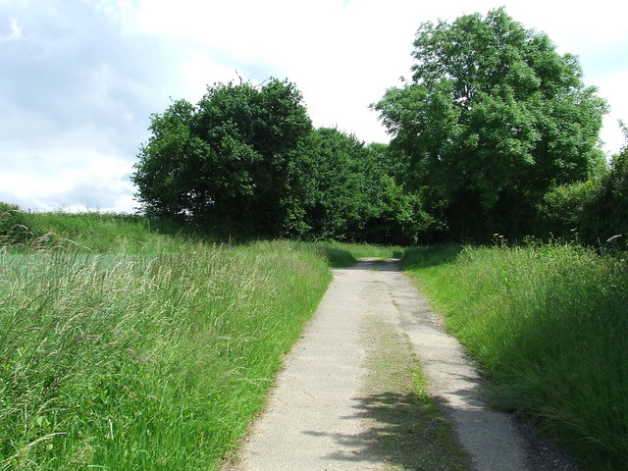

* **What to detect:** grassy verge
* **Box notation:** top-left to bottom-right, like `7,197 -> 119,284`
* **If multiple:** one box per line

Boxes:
15,212 -> 204,254
0,211 -> 405,469
0,213 -> 336,470
3,212 -> 390,266
403,244 -> 628,471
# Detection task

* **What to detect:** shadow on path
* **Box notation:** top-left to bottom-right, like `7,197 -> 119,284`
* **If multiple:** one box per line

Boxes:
338,258 -> 402,272
303,390 -> 470,471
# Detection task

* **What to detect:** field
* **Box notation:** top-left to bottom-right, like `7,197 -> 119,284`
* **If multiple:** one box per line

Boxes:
0,213 -> 356,470
404,244 -> 628,470
3,212 -> 628,470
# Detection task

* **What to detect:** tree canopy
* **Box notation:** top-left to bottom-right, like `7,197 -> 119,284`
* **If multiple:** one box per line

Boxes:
133,8 -> 616,244
133,79 -> 312,235
375,8 -> 607,238
133,80 -> 414,242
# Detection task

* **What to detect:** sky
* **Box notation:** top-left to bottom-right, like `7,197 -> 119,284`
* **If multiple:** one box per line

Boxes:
1,0 -> 627,212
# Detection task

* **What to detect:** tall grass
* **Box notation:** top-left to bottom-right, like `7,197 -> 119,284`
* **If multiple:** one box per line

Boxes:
403,244 -> 628,470
0,210 -> 400,469
15,212 -> 201,254
0,234 -> 332,470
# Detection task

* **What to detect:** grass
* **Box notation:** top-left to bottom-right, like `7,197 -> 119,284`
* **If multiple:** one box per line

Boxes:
403,243 -> 628,471
16,212 -> 203,254
0,213 -> 339,470
360,314 -> 471,470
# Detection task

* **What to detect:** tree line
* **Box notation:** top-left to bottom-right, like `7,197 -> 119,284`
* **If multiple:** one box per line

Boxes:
133,8 -> 626,245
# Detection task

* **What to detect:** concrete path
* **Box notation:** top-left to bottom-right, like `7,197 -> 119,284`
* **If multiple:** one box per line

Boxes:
227,260 -> 542,471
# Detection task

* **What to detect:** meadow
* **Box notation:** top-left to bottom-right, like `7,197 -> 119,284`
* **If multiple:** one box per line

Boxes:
404,244 -> 628,470
0,213 -> 359,470
3,210 -> 627,470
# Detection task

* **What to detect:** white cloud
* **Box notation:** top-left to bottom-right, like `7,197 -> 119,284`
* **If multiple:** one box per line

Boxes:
596,69 -> 628,155
0,145 -> 136,212
0,17 -> 22,40
177,49 -> 242,102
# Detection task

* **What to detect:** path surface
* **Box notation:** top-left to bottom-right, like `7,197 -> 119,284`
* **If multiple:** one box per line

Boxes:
227,260 -> 573,471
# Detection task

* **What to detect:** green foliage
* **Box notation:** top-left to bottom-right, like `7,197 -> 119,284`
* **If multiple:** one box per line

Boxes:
285,129 -> 443,243
375,8 -> 607,240
0,222 -> 331,470
539,129 -> 628,247
286,129 -> 402,241
539,179 -> 600,238
133,79 -> 312,236
579,137 -> 628,245
0,202 -> 33,244
284,128 -> 368,238
131,75 -> 444,243
404,244 -> 628,470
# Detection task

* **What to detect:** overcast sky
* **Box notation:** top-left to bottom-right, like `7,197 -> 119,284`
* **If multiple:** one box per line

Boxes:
1,0 -> 627,212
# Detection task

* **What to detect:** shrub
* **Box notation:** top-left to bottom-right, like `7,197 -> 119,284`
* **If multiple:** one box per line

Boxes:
580,148 -> 628,246
539,180 -> 600,240
539,136 -> 628,249
0,202 -> 33,244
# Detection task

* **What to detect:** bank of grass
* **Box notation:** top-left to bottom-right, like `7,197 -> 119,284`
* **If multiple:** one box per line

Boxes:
403,244 -> 628,470
0,210 -> 405,469
16,212 -> 204,254
7,212 -> 396,264
0,212 -> 344,470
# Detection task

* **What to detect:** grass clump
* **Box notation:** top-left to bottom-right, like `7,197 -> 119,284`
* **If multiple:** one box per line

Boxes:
0,237 -> 331,470
403,244 -> 628,470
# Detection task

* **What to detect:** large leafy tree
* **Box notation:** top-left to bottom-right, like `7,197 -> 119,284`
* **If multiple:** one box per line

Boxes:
284,128 -> 377,239
283,129 -> 427,243
375,8 -> 607,239
133,79 -> 311,235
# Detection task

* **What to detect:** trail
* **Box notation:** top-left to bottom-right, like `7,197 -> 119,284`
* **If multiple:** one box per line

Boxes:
226,259 -> 578,471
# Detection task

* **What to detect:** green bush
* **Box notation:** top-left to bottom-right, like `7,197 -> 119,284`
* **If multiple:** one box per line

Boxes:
539,180 -> 600,240
539,138 -> 628,249
580,149 -> 628,246
0,202 -> 33,244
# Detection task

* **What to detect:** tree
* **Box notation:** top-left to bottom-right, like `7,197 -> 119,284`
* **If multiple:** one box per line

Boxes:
579,124 -> 628,245
279,129 -> 421,243
132,82 -> 423,242
133,79 -> 311,235
375,8 -> 607,239
284,128 -> 373,239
